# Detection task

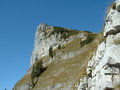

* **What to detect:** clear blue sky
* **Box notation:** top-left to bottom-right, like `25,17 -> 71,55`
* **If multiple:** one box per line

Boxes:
0,0 -> 113,90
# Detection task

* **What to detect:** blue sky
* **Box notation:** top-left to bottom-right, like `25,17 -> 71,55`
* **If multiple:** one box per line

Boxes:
0,0 -> 113,90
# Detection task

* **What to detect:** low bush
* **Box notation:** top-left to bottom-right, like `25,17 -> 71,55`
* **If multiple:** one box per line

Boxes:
49,46 -> 53,58
58,44 -> 61,49
31,60 -> 46,79
80,34 -> 96,47
112,2 -> 116,10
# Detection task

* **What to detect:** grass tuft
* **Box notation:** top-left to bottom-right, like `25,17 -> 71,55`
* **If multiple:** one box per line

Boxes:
80,34 -> 97,47
113,38 -> 120,45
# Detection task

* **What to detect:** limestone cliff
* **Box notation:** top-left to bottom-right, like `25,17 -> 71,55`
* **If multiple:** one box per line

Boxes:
78,0 -> 120,90
13,22 -> 102,90
13,21 -> 99,90
13,0 -> 120,90
30,23 -> 85,66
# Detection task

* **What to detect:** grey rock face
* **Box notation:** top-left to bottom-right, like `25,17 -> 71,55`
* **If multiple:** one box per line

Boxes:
30,23 -> 85,66
78,0 -> 120,89
78,77 -> 88,90
30,23 -> 54,66
104,0 -> 120,36
78,35 -> 120,90
14,23 -> 86,90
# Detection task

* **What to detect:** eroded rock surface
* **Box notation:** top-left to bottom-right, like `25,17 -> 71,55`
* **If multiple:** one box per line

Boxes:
104,0 -> 120,36
78,0 -> 120,89
13,0 -> 120,89
30,23 -> 85,66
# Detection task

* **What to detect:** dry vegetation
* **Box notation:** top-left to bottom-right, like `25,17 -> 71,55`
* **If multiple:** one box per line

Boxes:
32,33 -> 101,90
113,38 -> 120,45
115,84 -> 120,90
14,32 -> 103,90
14,74 -> 31,87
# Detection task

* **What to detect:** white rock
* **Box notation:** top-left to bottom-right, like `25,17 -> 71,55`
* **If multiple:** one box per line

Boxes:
30,23 -> 85,66
78,1 -> 120,89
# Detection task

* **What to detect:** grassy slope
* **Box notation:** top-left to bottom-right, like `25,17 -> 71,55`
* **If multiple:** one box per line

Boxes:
14,73 -> 31,88
14,32 -> 103,90
32,34 -> 102,90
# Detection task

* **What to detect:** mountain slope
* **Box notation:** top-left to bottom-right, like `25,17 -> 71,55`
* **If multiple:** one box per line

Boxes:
13,0 -> 120,89
13,24 -> 102,90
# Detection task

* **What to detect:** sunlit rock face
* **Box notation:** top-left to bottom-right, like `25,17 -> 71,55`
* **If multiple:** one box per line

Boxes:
78,36 -> 120,90
30,23 -> 55,66
104,0 -> 120,36
13,0 -> 120,89
30,23 -> 85,66
78,0 -> 120,89
13,22 -> 88,90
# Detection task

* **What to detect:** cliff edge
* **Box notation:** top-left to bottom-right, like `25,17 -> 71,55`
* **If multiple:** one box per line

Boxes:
78,0 -> 120,90
13,0 -> 120,90
13,23 -> 101,90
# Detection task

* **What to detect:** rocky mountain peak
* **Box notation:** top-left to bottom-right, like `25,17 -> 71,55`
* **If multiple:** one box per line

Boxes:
37,23 -> 54,32
30,24 -> 84,66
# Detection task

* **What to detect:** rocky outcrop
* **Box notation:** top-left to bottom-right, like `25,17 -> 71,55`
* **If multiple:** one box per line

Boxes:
14,0 -> 120,89
30,23 -> 55,66
14,23 -> 92,90
78,0 -> 120,89
104,0 -> 120,36
30,23 -> 85,66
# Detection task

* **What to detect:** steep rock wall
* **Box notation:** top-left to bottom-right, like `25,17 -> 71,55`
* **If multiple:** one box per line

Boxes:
78,0 -> 120,90
14,23 -> 92,90
104,0 -> 120,36
30,23 -> 85,66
